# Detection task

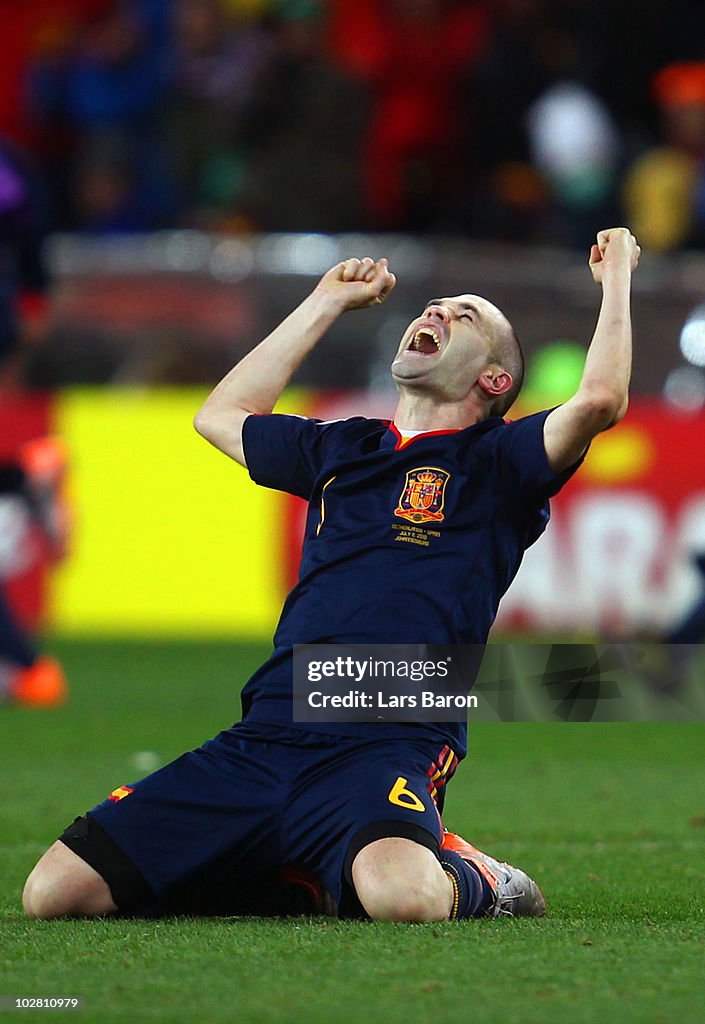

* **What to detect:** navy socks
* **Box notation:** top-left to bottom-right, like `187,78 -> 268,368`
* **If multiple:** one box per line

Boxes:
440,849 -> 495,919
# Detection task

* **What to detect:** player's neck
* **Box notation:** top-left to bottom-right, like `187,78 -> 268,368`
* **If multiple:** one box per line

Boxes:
393,392 -> 487,432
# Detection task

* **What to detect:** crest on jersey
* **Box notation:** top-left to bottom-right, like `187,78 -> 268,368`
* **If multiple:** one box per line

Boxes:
394,466 -> 450,523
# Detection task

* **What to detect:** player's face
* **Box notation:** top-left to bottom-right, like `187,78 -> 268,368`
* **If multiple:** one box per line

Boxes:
391,294 -> 506,401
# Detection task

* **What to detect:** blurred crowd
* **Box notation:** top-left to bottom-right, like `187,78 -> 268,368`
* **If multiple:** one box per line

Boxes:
1,0 -> 705,251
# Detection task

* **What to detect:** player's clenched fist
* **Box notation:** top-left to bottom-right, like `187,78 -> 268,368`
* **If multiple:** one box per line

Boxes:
315,257 -> 397,311
589,227 -> 641,284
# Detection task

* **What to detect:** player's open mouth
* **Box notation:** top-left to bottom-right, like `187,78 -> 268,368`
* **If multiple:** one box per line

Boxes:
407,325 -> 443,355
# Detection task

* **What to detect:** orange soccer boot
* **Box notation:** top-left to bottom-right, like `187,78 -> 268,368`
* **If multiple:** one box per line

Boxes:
10,656 -> 68,707
442,829 -> 546,917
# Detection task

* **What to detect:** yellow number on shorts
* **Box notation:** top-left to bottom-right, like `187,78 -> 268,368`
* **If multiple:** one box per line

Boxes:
388,776 -> 425,812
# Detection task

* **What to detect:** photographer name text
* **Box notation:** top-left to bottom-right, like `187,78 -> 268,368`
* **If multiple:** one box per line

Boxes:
307,690 -> 478,710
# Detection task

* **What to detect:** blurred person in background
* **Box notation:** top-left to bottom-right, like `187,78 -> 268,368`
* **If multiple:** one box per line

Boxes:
464,0 -> 622,245
234,0 -> 368,232
0,438 -> 69,707
461,0 -> 574,241
0,138 -> 69,706
667,553 -> 705,646
637,551 -> 705,696
328,0 -> 491,231
0,139 -> 50,393
0,1 -> 114,157
29,0 -> 175,232
19,1 -> 117,228
525,80 -> 620,246
623,62 -> 705,251
163,0 -> 275,228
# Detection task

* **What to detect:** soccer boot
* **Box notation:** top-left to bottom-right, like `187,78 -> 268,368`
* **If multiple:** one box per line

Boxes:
441,829 -> 546,918
10,656 -> 68,707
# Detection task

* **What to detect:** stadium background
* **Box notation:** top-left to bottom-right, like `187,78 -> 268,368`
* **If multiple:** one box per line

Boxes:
2,0 -> 705,642
1,3 -> 704,1023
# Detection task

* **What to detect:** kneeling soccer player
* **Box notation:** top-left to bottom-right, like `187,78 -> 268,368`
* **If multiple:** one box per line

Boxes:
23,228 -> 639,922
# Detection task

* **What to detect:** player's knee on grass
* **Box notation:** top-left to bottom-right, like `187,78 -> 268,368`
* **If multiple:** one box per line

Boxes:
351,837 -> 452,922
23,841 -> 117,919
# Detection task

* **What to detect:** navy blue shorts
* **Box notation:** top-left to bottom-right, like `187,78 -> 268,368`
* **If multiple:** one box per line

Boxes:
63,721 -> 459,914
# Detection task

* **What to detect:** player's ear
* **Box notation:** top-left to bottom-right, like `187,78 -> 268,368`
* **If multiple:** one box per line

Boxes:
477,368 -> 513,400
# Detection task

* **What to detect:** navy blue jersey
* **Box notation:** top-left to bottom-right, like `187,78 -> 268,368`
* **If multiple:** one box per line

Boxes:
239,411 -> 582,755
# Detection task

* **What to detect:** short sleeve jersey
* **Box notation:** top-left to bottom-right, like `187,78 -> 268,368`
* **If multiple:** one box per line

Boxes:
239,411 -> 582,755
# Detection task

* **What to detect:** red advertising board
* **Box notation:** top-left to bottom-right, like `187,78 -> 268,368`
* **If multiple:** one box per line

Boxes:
499,400 -> 705,634
4,390 -> 704,637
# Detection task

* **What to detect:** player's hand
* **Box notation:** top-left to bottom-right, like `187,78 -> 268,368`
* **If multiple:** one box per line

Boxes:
315,257 -> 397,312
589,227 -> 640,284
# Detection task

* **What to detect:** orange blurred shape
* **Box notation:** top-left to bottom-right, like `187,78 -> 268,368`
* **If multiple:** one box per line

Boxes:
19,436 -> 68,485
653,62 -> 705,107
11,656 -> 68,707
494,161 -> 546,209
580,424 -> 655,484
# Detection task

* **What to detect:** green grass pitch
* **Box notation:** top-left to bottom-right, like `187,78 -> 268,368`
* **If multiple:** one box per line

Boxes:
1,639 -> 703,1024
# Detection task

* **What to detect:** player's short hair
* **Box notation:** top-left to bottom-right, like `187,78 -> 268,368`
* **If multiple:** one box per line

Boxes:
488,322 -> 524,417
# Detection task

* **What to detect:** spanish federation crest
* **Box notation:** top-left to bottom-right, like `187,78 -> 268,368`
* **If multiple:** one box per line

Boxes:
394,466 -> 451,524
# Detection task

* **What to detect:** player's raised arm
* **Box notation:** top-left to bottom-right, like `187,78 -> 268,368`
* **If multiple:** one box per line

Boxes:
543,227 -> 641,473
193,257 -> 396,466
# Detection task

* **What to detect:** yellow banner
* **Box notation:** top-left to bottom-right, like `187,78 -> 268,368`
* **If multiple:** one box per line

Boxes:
49,387 -> 310,637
